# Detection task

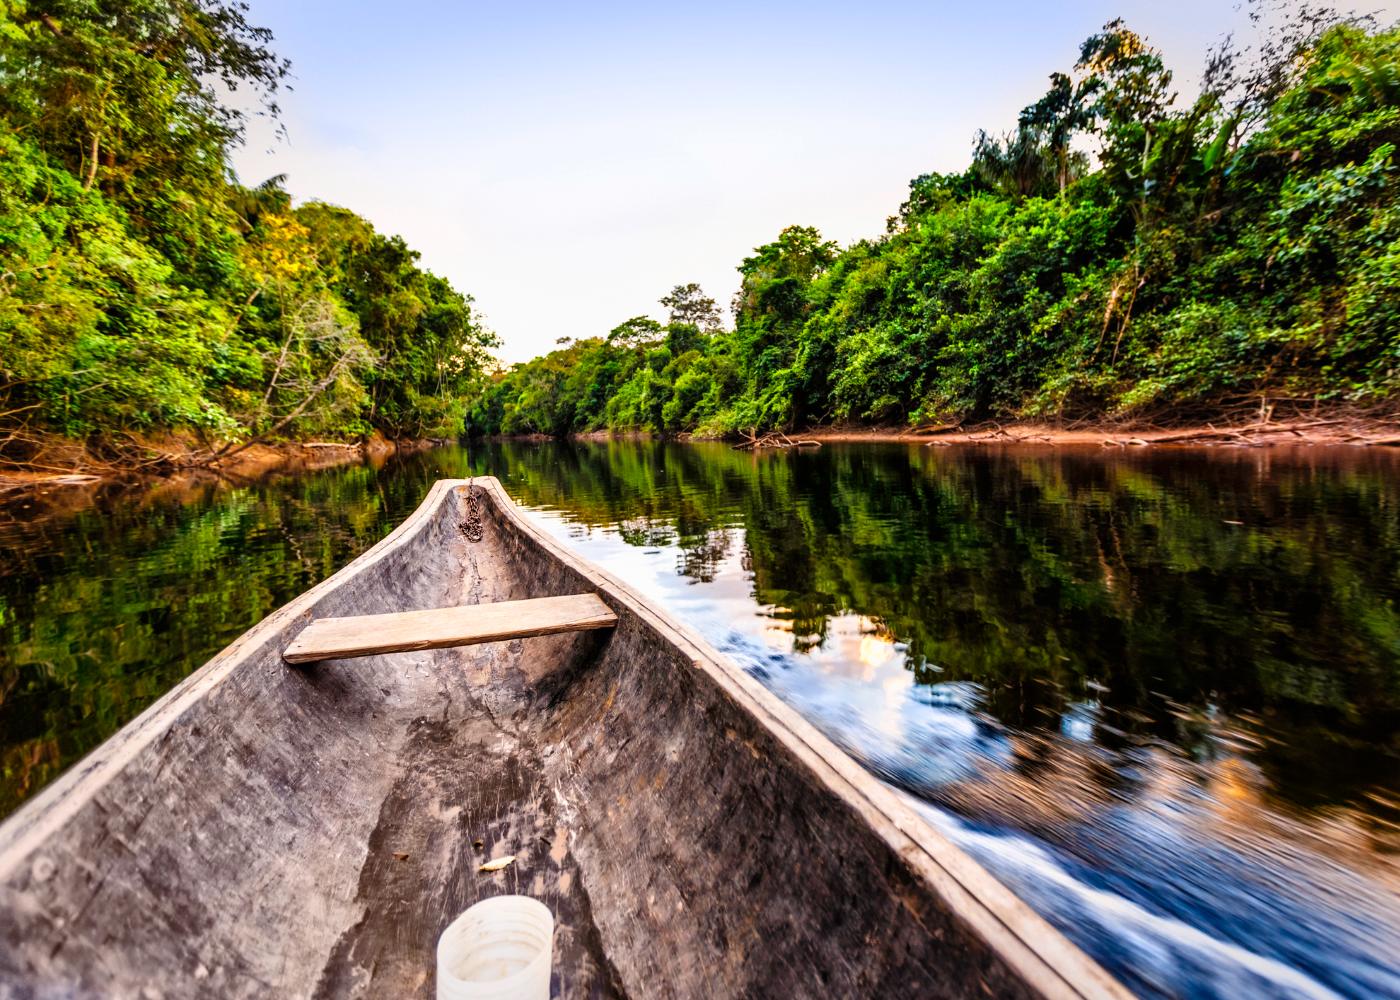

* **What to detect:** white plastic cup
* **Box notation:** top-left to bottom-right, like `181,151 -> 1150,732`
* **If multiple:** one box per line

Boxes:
436,894 -> 554,1000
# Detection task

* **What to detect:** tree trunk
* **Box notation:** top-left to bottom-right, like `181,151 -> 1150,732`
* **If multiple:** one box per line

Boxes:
83,134 -> 99,190
262,292 -> 296,408
215,351 -> 358,462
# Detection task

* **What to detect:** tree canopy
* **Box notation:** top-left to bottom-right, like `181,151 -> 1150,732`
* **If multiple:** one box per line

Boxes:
0,0 -> 496,464
4,3 -> 1395,454
471,7 -> 1400,437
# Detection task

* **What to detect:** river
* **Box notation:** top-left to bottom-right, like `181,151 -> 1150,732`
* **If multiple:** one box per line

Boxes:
2,440 -> 1397,998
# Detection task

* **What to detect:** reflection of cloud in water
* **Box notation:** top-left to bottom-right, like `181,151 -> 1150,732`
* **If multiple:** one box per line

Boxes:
1060,700 -> 1100,742
518,505 -> 1400,1000
722,624 -> 1014,788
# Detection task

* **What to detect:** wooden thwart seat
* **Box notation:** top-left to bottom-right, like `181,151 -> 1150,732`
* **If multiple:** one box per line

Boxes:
282,593 -> 617,664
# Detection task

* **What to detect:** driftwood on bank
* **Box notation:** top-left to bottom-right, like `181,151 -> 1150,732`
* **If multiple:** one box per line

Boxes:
1097,418 -> 1355,448
0,430 -> 429,489
922,422 -> 1055,446
904,422 -> 964,436
908,415 -> 1400,449
732,429 -> 822,451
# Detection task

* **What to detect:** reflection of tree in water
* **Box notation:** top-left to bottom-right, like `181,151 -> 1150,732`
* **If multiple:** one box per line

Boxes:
615,517 -> 673,549
675,528 -> 732,583
4,437 -> 1399,828
464,438 -> 1400,822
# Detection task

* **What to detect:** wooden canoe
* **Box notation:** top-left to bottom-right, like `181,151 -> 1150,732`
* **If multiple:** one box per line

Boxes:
0,478 -> 1131,999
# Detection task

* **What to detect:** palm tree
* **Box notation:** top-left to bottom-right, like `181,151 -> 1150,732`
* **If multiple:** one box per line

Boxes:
971,127 -> 1062,198
227,173 -> 291,232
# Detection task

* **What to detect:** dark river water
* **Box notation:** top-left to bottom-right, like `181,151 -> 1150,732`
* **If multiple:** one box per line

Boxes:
2,440 -> 1398,998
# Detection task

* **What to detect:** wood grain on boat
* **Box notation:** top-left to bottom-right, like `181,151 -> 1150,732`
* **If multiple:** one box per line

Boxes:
282,592 -> 617,663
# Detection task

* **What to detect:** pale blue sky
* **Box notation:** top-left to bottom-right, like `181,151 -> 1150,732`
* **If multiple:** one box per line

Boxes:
231,1 -> 1400,362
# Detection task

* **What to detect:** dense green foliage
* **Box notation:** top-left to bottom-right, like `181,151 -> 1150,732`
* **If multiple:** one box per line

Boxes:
472,10 -> 1400,436
0,1 -> 496,458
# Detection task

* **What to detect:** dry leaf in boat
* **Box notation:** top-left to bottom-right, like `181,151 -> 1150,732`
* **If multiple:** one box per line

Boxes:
392,852 -> 409,861
479,855 -> 516,873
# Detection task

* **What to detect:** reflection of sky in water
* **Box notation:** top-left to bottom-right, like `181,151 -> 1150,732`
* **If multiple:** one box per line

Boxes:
518,505 -> 1400,1000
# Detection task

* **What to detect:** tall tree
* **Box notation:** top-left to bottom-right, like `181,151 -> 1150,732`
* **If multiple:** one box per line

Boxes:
0,1 -> 287,192
660,283 -> 723,333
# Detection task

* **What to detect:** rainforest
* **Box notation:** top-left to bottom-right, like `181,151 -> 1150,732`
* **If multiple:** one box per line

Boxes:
1,2 -> 1398,468
0,0 -> 498,473
471,8 -> 1400,437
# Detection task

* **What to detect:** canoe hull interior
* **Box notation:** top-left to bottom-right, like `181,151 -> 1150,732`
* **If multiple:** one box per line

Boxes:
0,479 -> 1126,999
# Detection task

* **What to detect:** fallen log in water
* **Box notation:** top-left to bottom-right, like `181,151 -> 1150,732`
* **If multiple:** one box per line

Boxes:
733,430 -> 822,450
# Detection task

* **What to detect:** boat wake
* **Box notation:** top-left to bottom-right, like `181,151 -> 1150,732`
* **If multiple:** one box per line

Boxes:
706,624 -> 1400,1000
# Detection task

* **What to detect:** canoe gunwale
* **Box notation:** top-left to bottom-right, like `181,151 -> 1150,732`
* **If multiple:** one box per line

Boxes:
0,477 -> 1132,1000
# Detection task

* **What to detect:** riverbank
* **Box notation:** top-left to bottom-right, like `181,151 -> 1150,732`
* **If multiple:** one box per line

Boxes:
8,413 -> 1397,494
787,416 -> 1400,448
0,432 -> 445,494
540,413 -> 1400,449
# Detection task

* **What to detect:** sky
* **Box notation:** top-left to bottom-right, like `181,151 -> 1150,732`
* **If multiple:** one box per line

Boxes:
230,1 -> 1400,363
